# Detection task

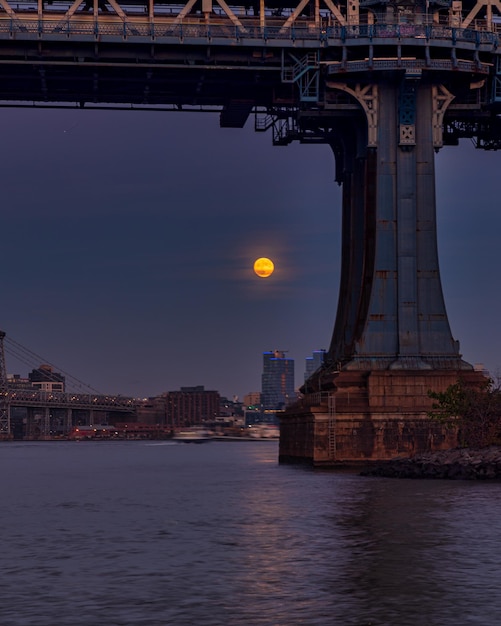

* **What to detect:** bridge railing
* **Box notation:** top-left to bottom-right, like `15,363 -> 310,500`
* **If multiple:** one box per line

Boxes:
0,15 -> 498,46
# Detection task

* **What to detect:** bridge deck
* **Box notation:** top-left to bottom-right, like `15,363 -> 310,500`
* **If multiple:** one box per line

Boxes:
0,14 -> 498,46
0,10 -> 494,112
8,389 -> 136,412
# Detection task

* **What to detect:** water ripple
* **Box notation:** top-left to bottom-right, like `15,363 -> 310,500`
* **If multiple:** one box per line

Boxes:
1,441 -> 501,625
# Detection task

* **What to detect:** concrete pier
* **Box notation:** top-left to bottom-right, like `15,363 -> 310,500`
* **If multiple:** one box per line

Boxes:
280,369 -> 487,466
280,78 -> 490,465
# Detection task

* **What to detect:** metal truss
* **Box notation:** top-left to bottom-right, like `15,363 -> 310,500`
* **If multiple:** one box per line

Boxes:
443,116 -> 501,149
0,0 -> 349,31
0,0 -> 499,39
0,0 -> 497,142
8,390 -> 136,413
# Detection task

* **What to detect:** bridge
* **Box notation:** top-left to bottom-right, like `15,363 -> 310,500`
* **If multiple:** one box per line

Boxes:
0,331 -> 136,439
0,0 -> 499,459
0,0 -> 499,142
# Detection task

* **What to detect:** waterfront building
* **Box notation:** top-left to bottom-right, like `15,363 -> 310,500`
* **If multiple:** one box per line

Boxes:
135,396 -> 167,425
219,396 -> 243,419
244,408 -> 265,426
164,385 -> 220,428
261,350 -> 295,424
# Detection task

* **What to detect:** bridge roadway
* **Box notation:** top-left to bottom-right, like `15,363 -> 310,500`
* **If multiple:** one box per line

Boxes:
0,0 -> 498,145
3,388 -> 137,439
7,389 -> 135,413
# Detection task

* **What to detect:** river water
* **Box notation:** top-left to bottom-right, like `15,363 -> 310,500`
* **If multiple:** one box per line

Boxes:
1,440 -> 501,626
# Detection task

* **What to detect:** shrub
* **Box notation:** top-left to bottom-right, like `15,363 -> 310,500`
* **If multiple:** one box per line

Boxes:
428,378 -> 501,448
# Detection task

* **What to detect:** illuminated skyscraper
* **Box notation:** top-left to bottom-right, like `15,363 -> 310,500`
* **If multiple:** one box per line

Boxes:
304,349 -> 326,382
261,351 -> 295,420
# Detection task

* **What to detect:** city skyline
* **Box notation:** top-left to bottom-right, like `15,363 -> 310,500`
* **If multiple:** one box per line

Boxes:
4,339 -> 319,399
2,106 -> 500,400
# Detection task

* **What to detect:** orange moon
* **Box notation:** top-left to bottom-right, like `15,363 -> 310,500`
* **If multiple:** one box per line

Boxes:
253,257 -> 274,278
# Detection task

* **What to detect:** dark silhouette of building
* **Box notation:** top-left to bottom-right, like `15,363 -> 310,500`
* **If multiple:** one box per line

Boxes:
304,350 -> 326,382
28,364 -> 65,392
165,386 -> 220,428
7,374 -> 33,390
135,396 -> 168,425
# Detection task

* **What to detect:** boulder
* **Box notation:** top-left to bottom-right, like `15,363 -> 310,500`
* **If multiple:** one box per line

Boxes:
360,446 -> 501,479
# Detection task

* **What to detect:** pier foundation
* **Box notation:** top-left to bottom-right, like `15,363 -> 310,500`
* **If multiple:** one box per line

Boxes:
280,369 -> 487,466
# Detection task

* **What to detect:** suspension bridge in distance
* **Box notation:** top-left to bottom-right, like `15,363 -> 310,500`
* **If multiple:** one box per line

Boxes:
0,332 -> 136,440
0,0 -> 500,460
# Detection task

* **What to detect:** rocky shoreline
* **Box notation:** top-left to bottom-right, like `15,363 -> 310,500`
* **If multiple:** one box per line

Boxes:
361,446 -> 501,479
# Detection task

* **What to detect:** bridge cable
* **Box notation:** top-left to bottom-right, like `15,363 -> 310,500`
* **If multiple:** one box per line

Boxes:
4,336 -> 103,395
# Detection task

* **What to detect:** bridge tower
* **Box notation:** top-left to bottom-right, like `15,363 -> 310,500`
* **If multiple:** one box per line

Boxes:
278,76 -> 489,464
272,6 -> 500,465
0,331 -> 11,439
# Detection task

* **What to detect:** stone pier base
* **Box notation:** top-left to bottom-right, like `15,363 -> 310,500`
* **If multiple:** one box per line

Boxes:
279,369 -> 488,467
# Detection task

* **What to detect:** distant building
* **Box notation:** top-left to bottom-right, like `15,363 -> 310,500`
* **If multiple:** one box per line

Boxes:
28,364 -> 65,392
7,374 -> 33,390
261,350 -> 295,424
244,408 -> 265,426
243,391 -> 261,407
164,385 -> 220,428
243,391 -> 263,426
135,396 -> 167,425
219,396 -> 243,419
474,363 -> 490,378
304,349 -> 326,381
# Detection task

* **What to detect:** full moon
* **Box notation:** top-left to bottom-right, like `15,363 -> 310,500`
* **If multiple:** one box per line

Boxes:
253,257 -> 274,278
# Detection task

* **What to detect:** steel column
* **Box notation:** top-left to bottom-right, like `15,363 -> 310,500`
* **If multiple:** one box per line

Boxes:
328,80 -> 466,371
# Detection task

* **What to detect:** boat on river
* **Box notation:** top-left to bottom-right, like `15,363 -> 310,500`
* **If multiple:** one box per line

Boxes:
173,428 -> 213,443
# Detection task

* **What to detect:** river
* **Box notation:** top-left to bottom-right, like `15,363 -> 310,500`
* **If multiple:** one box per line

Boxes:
1,440 -> 500,625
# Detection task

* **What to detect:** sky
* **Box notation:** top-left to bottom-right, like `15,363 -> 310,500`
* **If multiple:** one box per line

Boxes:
1,106 -> 500,400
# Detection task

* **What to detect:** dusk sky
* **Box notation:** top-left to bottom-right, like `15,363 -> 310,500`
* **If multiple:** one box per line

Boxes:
1,106 -> 500,400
